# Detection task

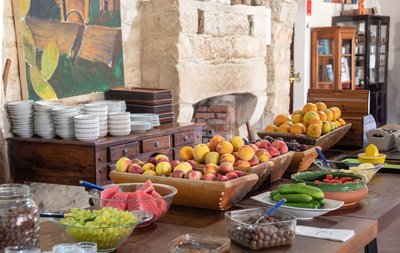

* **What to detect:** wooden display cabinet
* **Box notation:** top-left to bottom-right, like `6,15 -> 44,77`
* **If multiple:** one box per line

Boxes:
311,26 -> 356,90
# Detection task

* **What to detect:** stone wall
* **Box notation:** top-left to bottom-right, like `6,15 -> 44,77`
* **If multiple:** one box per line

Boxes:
263,0 -> 300,123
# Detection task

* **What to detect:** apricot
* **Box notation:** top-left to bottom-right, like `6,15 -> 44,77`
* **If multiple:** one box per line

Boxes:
234,160 -> 251,168
277,124 -> 291,133
216,141 -> 234,155
330,107 -> 341,121
238,145 -> 256,161
208,135 -> 225,151
205,151 -> 220,165
193,144 -> 210,163
306,124 -> 322,138
274,114 -> 290,127
291,110 -> 305,123
230,136 -> 245,152
264,124 -> 278,132
179,146 -> 194,161
338,118 -> 346,126
316,102 -> 327,111
290,123 -> 306,135
317,111 -> 327,121
323,109 -> 334,121
308,118 -> 322,127
303,111 -> 320,125
220,153 -> 236,164
303,103 -> 318,113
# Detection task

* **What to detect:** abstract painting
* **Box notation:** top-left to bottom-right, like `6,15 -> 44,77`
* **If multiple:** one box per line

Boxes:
13,0 -> 124,100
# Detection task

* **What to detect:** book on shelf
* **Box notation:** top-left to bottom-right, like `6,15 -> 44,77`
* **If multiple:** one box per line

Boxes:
318,39 -> 331,55
325,64 -> 334,82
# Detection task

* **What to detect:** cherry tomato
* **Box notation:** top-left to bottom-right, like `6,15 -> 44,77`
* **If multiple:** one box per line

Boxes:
326,174 -> 334,180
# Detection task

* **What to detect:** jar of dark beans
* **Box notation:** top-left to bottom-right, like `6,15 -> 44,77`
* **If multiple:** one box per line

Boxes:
0,184 -> 39,252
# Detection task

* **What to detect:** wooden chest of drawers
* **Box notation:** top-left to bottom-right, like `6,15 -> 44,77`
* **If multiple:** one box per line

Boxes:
7,123 -> 202,186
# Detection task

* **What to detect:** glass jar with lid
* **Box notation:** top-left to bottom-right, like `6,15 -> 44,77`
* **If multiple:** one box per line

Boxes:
0,184 -> 40,252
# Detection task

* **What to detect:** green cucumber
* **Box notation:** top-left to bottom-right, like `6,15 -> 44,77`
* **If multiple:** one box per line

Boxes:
270,190 -> 279,199
272,193 -> 313,203
284,201 -> 320,209
278,183 -> 324,201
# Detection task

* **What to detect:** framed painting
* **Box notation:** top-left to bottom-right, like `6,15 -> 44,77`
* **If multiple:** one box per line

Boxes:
13,0 -> 124,100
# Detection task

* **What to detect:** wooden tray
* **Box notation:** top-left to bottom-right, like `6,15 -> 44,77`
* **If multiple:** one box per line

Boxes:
257,123 -> 352,151
106,87 -> 173,100
267,151 -> 295,182
109,171 -> 258,211
286,146 -> 319,174
127,104 -> 173,113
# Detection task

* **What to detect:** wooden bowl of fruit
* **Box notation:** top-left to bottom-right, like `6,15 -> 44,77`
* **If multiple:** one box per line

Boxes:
291,171 -> 368,206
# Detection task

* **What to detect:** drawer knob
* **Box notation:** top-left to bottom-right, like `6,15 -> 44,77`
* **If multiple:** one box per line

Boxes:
154,141 -> 160,148
183,136 -> 188,142
122,148 -> 128,156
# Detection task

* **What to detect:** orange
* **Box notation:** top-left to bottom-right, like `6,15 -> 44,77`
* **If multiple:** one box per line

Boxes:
323,109 -> 334,121
290,123 -> 307,135
306,124 -> 322,138
274,114 -> 290,127
309,118 -> 322,127
316,102 -> 327,111
291,110 -> 305,123
303,111 -> 320,125
338,118 -> 346,126
303,103 -> 318,113
277,124 -> 291,133
317,111 -> 327,121
264,124 -> 278,132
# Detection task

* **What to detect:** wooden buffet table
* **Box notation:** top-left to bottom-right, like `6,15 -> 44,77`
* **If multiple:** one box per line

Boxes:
37,173 -> 400,253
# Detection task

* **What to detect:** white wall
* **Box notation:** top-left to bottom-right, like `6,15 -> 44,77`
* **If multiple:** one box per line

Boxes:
380,0 -> 400,124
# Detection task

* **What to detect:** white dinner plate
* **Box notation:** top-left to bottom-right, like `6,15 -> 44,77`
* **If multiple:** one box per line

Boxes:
251,191 -> 344,219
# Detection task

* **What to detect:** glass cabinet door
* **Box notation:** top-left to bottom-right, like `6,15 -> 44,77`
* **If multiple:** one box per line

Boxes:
369,23 -> 379,86
341,39 -> 352,89
378,24 -> 388,83
317,38 -> 335,89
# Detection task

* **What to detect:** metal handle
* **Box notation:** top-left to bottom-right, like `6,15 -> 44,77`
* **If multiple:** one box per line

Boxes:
122,148 -> 128,156
154,141 -> 160,148
183,136 -> 188,142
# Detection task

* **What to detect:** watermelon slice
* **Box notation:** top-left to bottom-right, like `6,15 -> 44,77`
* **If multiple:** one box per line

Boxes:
138,179 -> 155,194
106,192 -> 129,210
150,190 -> 168,214
100,185 -> 120,207
127,191 -> 161,220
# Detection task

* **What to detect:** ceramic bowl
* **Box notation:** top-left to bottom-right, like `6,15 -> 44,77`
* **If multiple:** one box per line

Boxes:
291,171 -> 368,206
358,153 -> 386,164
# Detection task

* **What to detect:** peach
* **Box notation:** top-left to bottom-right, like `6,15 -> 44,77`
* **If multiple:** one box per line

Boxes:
146,157 -> 157,166
306,124 -> 322,138
142,163 -> 156,171
185,170 -> 202,180
266,146 -> 280,157
208,135 -> 225,151
202,173 -> 217,181
238,145 -> 256,161
271,140 -> 289,154
226,171 -> 239,180
203,163 -> 219,174
170,160 -> 181,169
233,152 -> 240,161
316,102 -> 327,111
173,162 -> 193,173
155,161 -> 172,176
338,118 -> 346,126
115,157 -> 132,172
216,141 -> 234,155
256,149 -> 271,162
143,170 -> 157,176
230,136 -> 245,152
193,144 -> 210,163
234,160 -> 251,168
248,155 -> 260,166
309,118 -> 322,127
290,123 -> 306,135
303,102 -> 318,112
274,114 -> 290,127
317,111 -> 328,121
205,151 -> 220,165
233,170 -> 244,177
128,164 -> 143,174
220,153 -> 236,164
186,160 -> 197,169
131,158 -> 142,164
277,124 -> 291,133
255,140 -> 270,149
170,170 -> 185,178
218,162 -> 234,175
291,110 -> 305,123
217,174 -> 229,182
323,109 -> 334,121
179,146 -> 194,161
248,144 -> 259,152
264,124 -> 278,132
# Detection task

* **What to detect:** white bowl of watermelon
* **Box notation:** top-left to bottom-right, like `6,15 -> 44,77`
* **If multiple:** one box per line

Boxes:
89,180 -> 177,224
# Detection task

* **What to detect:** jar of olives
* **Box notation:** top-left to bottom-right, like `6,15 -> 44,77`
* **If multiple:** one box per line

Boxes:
0,184 -> 39,252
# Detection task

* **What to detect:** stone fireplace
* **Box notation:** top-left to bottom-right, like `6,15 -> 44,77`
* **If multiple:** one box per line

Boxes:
140,0 -> 271,138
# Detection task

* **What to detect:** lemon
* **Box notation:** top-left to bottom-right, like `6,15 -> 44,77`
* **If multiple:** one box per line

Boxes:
365,144 -> 379,157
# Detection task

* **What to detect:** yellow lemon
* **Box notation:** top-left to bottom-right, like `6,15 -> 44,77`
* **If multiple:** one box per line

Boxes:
365,144 -> 379,157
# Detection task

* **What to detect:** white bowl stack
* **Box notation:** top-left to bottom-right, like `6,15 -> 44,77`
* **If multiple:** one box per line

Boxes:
130,113 -> 160,128
33,101 -> 61,139
7,100 -> 34,137
108,112 -> 131,136
89,100 -> 124,113
74,114 -> 99,141
52,105 -> 82,140
84,103 -> 108,137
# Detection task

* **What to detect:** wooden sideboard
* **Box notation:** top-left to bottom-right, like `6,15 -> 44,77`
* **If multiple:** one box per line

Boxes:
7,123 -> 202,186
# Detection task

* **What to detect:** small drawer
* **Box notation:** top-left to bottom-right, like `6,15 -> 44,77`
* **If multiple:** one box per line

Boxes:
174,131 -> 195,146
108,142 -> 139,162
142,135 -> 171,153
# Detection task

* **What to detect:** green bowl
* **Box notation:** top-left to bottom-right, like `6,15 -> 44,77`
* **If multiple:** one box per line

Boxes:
291,171 -> 367,192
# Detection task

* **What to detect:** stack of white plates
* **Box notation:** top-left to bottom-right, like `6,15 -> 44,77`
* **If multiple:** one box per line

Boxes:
74,114 -> 99,141
89,100 -> 124,113
7,100 -> 34,137
52,105 -> 82,140
130,113 -> 160,127
84,103 -> 108,137
108,112 -> 131,136
131,121 -> 152,132
33,101 -> 61,139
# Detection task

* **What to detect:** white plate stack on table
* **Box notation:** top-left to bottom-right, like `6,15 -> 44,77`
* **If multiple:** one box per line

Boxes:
130,113 -> 160,129
33,101 -> 61,139
130,121 -> 152,133
52,105 -> 82,140
6,100 -> 34,137
84,103 -> 108,137
108,112 -> 131,136
74,114 -> 100,141
89,100 -> 126,113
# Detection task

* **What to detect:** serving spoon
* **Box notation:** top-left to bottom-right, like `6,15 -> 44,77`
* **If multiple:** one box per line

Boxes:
250,198 -> 287,229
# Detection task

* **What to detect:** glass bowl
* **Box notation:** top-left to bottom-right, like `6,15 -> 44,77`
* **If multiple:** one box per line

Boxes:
224,208 -> 296,250
53,209 -> 152,253
168,233 -> 230,253
89,183 -> 177,224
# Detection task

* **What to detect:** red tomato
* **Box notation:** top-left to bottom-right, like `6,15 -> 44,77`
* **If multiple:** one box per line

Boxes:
326,174 -> 334,180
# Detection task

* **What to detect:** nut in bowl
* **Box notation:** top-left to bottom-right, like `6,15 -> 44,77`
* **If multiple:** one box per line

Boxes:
224,208 -> 296,250
89,180 -> 177,225
54,208 -> 152,253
